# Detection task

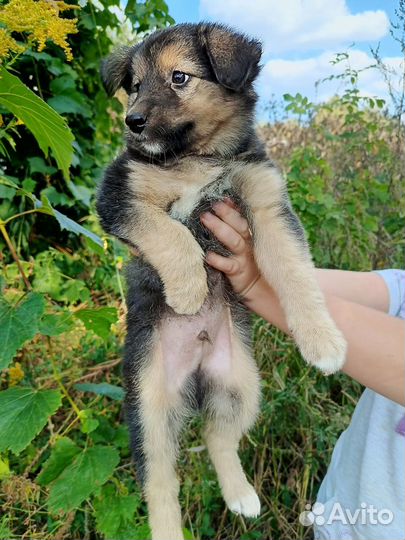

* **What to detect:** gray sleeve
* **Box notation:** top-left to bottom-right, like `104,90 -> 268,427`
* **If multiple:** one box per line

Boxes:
374,269 -> 405,319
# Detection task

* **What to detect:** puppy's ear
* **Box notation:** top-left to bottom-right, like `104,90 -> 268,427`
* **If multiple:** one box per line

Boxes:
100,46 -> 134,96
199,24 -> 262,91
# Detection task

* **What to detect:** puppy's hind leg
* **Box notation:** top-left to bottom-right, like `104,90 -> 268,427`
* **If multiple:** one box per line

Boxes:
131,336 -> 186,540
203,310 -> 261,518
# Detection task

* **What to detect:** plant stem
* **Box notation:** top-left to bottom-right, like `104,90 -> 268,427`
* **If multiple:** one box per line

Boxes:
47,337 -> 82,418
0,222 -> 31,289
4,208 -> 39,225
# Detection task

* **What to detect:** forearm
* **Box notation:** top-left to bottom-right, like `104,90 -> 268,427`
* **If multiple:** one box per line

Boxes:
315,269 -> 390,312
244,277 -> 405,405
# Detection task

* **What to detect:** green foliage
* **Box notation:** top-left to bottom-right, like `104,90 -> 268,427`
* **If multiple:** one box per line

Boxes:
0,66 -> 74,179
0,292 -> 44,369
0,2 -> 404,539
0,1 -> 173,538
0,387 -> 62,454
75,382 -> 125,401
74,307 -> 118,339
94,484 -> 144,540
44,445 -> 120,513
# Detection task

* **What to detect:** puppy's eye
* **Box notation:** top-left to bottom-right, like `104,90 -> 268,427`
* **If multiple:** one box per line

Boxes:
172,71 -> 190,86
132,82 -> 140,93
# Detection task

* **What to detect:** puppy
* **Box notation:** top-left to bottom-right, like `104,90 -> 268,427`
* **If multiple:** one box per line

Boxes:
97,23 -> 347,540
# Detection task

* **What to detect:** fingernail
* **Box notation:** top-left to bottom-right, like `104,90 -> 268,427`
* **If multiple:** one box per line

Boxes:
212,201 -> 224,210
201,212 -> 213,221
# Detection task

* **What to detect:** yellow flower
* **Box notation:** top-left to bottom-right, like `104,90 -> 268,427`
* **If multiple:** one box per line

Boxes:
8,361 -> 25,386
0,0 -> 79,62
0,27 -> 24,61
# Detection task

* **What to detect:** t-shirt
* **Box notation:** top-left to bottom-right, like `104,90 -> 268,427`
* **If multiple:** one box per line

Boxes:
313,269 -> 405,540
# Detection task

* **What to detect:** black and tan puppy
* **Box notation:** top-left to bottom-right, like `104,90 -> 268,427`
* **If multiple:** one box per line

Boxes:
97,22 -> 347,540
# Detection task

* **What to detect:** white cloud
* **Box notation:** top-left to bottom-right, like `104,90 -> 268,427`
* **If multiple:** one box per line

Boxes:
199,0 -> 389,54
257,50 -> 404,110
198,0 -> 400,114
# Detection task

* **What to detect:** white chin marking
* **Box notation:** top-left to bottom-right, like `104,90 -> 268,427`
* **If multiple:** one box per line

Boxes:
142,142 -> 163,154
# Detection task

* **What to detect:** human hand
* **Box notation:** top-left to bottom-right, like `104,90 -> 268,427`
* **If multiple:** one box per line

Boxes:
200,199 -> 261,298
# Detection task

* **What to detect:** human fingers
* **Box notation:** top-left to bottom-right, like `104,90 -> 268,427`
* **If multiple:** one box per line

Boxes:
205,251 -> 240,275
200,211 -> 247,255
212,201 -> 251,241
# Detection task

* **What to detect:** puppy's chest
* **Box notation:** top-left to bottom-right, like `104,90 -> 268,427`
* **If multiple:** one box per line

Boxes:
130,158 -> 232,220
170,171 -> 232,222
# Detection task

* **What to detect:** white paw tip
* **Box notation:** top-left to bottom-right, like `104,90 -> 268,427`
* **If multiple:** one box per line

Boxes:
315,351 -> 347,375
228,491 -> 261,518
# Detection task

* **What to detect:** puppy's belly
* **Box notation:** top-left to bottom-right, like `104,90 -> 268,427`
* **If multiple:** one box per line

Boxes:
159,298 -> 232,394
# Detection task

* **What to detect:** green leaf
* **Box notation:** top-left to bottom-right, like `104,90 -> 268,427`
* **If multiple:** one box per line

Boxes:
0,175 -> 19,190
39,312 -> 75,336
0,185 -> 15,200
60,279 -> 90,304
35,195 -> 103,246
47,93 -> 92,117
28,156 -> 57,176
47,445 -> 120,513
67,180 -> 92,207
74,307 -> 118,340
0,293 -> 45,370
0,388 -> 62,454
94,483 -> 141,540
75,383 -> 125,401
37,437 -> 80,486
49,75 -> 76,94
41,186 -> 73,207
32,255 -> 64,298
79,409 -> 99,434
0,67 -> 74,179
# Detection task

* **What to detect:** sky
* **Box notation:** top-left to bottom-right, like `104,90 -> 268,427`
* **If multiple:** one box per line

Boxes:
166,0 -> 404,119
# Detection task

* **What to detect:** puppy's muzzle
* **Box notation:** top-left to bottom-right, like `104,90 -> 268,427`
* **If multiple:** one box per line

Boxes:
126,112 -> 147,134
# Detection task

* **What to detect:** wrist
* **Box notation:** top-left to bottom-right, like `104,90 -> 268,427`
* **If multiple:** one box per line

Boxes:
239,273 -> 261,299
242,275 -> 272,304
242,277 -> 290,332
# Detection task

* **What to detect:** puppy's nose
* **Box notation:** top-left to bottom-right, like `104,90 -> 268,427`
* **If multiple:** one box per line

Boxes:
125,113 -> 147,134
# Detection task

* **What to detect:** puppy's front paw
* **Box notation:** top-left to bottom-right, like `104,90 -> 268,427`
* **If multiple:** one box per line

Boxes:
294,318 -> 347,375
164,265 -> 208,315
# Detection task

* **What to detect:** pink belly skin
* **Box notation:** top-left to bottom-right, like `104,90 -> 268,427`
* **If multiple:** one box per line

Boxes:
159,299 -> 233,394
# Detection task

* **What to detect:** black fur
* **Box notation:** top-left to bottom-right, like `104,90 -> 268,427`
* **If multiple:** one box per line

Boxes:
198,23 -> 262,91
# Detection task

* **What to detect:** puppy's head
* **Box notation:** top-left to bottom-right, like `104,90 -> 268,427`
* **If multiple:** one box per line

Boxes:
101,23 -> 262,158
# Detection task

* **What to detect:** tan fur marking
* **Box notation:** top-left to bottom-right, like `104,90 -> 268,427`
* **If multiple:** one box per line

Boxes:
139,334 -> 185,540
157,43 -> 202,77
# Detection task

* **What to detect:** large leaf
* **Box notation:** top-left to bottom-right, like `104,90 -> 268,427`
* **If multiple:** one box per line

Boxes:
74,307 -> 118,340
0,388 -> 62,454
75,382 -> 125,401
0,67 -> 74,179
94,484 -> 142,540
47,445 -> 120,513
0,293 -> 45,370
37,437 -> 80,486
